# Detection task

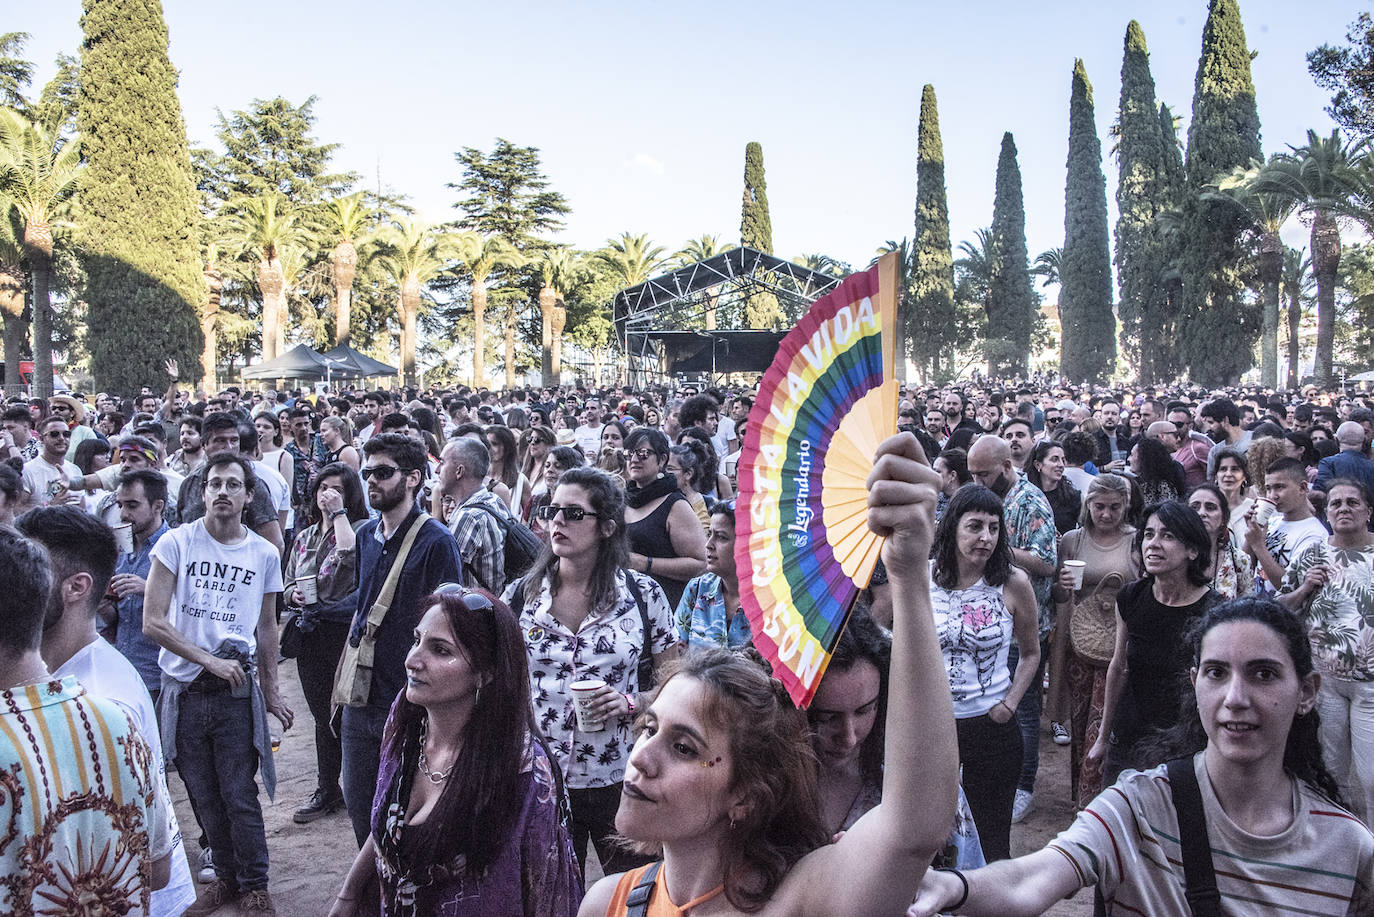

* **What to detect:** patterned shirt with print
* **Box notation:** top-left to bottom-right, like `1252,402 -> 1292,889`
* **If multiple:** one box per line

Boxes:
1003,474 -> 1058,636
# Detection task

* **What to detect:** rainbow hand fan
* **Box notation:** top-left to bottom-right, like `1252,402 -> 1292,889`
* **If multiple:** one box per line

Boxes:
735,253 -> 899,708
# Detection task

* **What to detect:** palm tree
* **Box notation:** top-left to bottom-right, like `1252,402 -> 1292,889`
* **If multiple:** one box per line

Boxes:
321,192 -> 369,346
0,201 -> 25,391
1250,130 -> 1372,383
1204,163 -> 1301,387
1280,248 -> 1312,389
676,235 -> 733,330
536,248 -> 578,385
595,232 -> 667,289
377,219 -> 458,387
0,107 -> 80,397
453,233 -> 515,388
223,193 -> 306,362
1032,247 -> 1063,287
955,228 -> 997,316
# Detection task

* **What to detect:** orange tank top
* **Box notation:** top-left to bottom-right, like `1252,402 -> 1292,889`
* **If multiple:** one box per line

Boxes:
605,863 -> 725,916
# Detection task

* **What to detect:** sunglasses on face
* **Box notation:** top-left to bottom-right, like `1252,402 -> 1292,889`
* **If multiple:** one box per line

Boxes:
360,464 -> 405,482
536,504 -> 602,522
44,430 -> 71,439
626,448 -> 656,462
433,582 -> 495,611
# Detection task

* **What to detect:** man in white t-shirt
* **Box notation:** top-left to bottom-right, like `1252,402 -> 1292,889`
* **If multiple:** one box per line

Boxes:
1245,457 -> 1329,594
21,415 -> 83,506
143,452 -> 290,916
572,399 -> 604,456
18,505 -> 195,917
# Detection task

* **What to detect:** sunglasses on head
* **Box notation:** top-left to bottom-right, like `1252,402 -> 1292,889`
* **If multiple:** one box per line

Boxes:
536,504 -> 602,522
434,582 -> 495,611
360,464 -> 406,482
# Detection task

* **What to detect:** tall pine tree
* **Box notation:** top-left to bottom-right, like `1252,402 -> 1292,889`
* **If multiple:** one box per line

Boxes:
740,141 -> 780,328
78,0 -> 203,392
910,85 -> 957,381
1178,0 -> 1262,384
986,134 -> 1036,379
1115,21 -> 1168,381
1060,60 -> 1115,382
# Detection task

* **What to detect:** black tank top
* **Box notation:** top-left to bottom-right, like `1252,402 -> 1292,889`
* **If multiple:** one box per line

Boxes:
627,491 -> 688,608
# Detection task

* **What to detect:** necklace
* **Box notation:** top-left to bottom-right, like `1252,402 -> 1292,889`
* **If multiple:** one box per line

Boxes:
418,719 -> 453,785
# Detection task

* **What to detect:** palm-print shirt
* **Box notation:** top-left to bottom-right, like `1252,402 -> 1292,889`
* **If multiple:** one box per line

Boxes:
1212,535 -> 1255,601
1282,540 -> 1374,682
931,573 -> 1015,719
507,570 -> 678,789
675,573 -> 752,649
1003,475 -> 1058,636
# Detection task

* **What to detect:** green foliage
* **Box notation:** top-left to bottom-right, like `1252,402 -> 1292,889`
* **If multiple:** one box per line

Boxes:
986,133 -> 1036,378
1308,13 -> 1374,143
740,141 -> 772,253
1060,60 -> 1115,382
910,85 -> 958,381
1338,243 -> 1374,366
0,34 -> 34,111
1178,0 -> 1263,385
194,96 -> 357,207
449,139 -> 569,253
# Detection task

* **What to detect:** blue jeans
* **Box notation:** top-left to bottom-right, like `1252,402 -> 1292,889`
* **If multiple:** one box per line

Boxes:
1007,637 -> 1049,794
174,690 -> 269,890
341,704 -> 390,846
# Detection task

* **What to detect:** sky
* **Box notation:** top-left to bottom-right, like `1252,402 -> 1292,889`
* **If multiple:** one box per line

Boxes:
11,0 -> 1364,275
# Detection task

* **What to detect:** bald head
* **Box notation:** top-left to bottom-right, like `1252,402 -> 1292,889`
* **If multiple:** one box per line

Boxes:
967,435 -> 1014,498
1336,421 -> 1366,450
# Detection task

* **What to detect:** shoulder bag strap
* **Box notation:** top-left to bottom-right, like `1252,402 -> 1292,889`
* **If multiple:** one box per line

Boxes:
363,514 -> 427,641
623,572 -> 655,690
624,861 -> 662,917
1166,756 -> 1223,917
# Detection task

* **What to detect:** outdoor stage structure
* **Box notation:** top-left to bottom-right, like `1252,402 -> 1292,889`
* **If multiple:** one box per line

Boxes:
611,247 -> 842,388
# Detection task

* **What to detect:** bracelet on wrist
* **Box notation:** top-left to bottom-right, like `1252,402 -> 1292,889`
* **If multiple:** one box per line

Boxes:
645,556 -> 654,574
623,692 -> 637,717
936,867 -> 969,910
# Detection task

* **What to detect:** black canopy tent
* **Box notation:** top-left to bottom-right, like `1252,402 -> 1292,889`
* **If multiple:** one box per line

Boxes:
240,343 -> 398,382
320,344 -> 398,379
610,247 -> 841,386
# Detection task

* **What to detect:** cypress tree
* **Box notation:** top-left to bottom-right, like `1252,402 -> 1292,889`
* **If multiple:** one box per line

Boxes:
740,141 -> 780,327
1060,60 -> 1116,382
1154,102 -> 1187,381
1178,0 -> 1262,384
78,0 -> 203,391
911,85 -> 957,381
1115,21 -> 1166,381
987,133 -> 1035,378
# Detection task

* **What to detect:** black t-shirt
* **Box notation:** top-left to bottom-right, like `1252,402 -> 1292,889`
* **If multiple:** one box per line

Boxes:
1115,577 -> 1218,746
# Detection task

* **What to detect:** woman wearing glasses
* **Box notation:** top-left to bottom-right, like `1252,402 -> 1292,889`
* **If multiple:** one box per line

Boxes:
622,428 -> 707,609
506,465 -> 680,881
330,586 -> 582,917
529,446 -> 585,542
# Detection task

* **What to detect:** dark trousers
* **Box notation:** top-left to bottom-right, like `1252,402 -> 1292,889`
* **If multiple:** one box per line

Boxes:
1008,638 -> 1048,793
567,783 -> 652,882
296,619 -> 350,797
956,711 -> 1023,862
340,703 -> 390,846
174,690 -> 269,889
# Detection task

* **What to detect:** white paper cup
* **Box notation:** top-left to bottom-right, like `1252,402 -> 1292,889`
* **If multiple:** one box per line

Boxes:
112,523 -> 134,555
297,575 -> 319,605
1064,560 -> 1087,590
571,679 -> 607,732
1253,498 -> 1277,527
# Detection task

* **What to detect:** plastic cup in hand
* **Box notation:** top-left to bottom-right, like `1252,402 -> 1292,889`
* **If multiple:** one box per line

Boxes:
1064,560 -> 1087,590
297,575 -> 319,605
1254,498 -> 1277,526
571,679 -> 608,732
112,523 -> 134,555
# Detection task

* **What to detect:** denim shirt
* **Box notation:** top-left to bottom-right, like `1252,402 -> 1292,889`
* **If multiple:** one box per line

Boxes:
115,523 -> 170,695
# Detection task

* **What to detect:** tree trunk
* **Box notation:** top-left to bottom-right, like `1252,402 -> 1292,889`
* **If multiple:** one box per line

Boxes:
1310,210 -> 1340,385
0,260 -> 26,393
401,277 -> 420,387
333,239 -> 357,346
1286,282 -> 1301,390
203,265 -> 223,391
23,220 -> 54,398
550,302 -> 566,382
504,302 -> 518,390
1258,230 -> 1282,388
259,257 -> 286,362
539,284 -> 555,386
472,281 -> 487,388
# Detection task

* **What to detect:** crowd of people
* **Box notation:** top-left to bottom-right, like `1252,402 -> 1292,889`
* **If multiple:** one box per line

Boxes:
2,368 -> 1374,915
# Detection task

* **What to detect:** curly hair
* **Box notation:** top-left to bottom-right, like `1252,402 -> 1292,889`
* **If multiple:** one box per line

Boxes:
931,484 -> 1012,589
1246,436 -> 1290,494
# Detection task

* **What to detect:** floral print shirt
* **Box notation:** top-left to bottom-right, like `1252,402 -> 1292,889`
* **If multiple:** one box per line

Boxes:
675,573 -> 753,650
507,570 -> 678,788
1003,475 -> 1058,636
1282,541 -> 1374,682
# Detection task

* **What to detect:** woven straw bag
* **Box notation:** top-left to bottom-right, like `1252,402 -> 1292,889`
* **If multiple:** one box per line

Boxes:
1068,571 -> 1124,666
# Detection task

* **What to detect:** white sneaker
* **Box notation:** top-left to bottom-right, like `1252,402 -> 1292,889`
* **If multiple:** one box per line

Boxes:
1052,721 -> 1071,746
197,848 -> 216,884
1011,789 -> 1034,823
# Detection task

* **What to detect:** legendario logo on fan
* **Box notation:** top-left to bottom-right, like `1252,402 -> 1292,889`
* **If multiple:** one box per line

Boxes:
789,440 -> 813,548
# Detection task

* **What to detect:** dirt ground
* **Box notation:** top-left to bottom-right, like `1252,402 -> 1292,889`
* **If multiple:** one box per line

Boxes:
168,666 -> 1095,916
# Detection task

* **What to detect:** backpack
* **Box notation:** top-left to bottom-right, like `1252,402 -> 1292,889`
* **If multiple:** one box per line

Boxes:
472,500 -> 542,581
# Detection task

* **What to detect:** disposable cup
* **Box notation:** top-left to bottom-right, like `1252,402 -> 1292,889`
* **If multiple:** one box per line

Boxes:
297,575 -> 319,605
1254,498 -> 1277,527
1064,560 -> 1087,590
112,523 -> 134,555
571,679 -> 607,732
